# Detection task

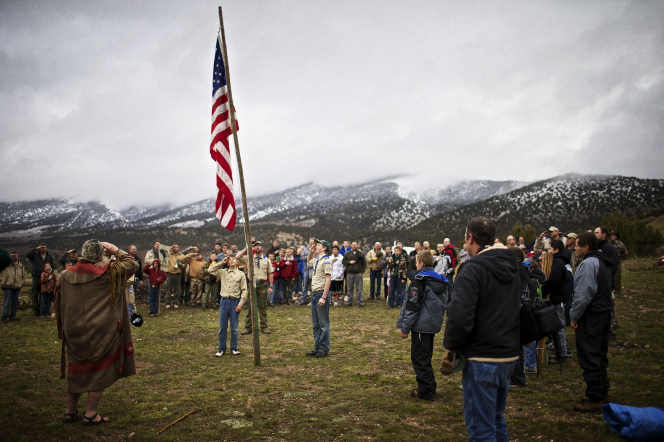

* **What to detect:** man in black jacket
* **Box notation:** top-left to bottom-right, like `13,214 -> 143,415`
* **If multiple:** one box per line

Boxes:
443,217 -> 521,441
595,226 -> 620,338
570,232 -> 613,413
542,240 -> 571,364
26,243 -> 54,316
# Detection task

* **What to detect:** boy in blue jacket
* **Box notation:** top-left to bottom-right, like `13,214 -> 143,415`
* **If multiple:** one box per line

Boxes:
397,250 -> 448,400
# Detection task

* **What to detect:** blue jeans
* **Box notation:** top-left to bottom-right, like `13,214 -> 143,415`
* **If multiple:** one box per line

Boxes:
2,288 -> 20,320
369,270 -> 382,298
219,297 -> 240,352
272,278 -> 282,303
300,271 -> 311,303
524,341 -> 537,368
389,277 -> 404,307
462,360 -> 516,442
310,290 -> 330,353
40,291 -> 53,316
295,273 -> 303,293
147,285 -> 160,315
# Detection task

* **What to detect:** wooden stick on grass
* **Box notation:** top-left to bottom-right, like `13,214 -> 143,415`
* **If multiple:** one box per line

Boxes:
156,410 -> 197,436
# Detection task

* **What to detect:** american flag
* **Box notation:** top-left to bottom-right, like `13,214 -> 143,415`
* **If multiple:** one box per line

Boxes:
210,34 -> 238,230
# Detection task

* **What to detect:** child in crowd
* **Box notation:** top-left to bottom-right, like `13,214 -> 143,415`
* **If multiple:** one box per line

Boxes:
125,274 -> 136,317
381,246 -> 392,302
142,259 -> 167,316
296,246 -> 305,297
269,252 -> 280,304
40,263 -> 56,317
397,250 -> 448,400
329,245 -> 345,306
208,255 -> 247,356
278,247 -> 298,305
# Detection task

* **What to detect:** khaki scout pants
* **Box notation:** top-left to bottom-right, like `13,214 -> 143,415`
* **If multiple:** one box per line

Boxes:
244,281 -> 268,332
190,279 -> 204,305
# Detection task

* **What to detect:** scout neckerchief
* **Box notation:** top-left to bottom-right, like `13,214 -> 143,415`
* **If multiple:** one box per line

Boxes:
314,253 -> 329,275
254,252 -> 265,269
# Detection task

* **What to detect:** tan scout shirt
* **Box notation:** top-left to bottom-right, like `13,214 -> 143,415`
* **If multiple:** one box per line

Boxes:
239,254 -> 273,282
209,265 -> 248,304
167,252 -> 185,274
311,254 -> 333,292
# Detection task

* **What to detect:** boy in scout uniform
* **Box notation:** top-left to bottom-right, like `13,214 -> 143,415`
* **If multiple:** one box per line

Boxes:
237,241 -> 274,335
208,255 -> 248,356
306,239 -> 333,358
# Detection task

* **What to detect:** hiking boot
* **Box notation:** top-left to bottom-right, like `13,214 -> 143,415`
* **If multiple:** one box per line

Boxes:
306,350 -> 318,357
582,395 -> 609,403
173,304 -> 179,308
241,329 -> 252,335
409,389 -> 419,398
165,304 -> 171,309
262,329 -> 272,334
574,400 -> 604,413
525,366 -> 537,374
315,351 -> 328,358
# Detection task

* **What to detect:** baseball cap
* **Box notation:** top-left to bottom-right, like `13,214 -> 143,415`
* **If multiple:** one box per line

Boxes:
549,226 -> 559,232
313,238 -> 331,252
566,232 -> 577,239
253,240 -> 263,247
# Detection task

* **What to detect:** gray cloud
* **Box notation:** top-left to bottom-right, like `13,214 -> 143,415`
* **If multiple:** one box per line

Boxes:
1,0 -> 662,209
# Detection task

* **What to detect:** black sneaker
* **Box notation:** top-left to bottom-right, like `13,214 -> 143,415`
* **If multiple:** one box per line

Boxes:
548,357 -> 568,365
306,350 -> 318,357
315,351 -> 329,358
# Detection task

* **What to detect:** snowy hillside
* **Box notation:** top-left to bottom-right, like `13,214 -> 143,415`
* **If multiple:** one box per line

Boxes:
410,174 -> 664,241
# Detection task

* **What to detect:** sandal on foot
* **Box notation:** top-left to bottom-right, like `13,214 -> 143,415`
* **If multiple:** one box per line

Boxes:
63,409 -> 80,423
82,413 -> 110,425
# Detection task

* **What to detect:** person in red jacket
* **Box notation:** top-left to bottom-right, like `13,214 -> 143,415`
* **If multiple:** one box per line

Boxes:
40,263 -> 56,317
278,247 -> 298,305
142,259 -> 167,316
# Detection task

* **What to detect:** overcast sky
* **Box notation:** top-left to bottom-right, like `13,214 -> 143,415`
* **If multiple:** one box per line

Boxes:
1,1 -> 663,210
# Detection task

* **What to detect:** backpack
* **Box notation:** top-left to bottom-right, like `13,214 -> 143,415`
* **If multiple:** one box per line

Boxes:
518,266 -> 563,345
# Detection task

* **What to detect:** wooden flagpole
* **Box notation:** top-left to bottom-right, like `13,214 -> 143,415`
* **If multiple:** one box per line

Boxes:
218,6 -> 261,367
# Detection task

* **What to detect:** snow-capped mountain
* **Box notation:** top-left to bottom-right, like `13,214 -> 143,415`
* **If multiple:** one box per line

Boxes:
410,174 -> 664,242
2,175 -> 662,246
0,200 -> 126,239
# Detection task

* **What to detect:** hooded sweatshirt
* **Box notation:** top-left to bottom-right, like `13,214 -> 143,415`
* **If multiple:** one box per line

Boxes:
396,267 -> 448,334
443,244 -> 521,361
541,251 -> 571,304
570,250 -> 613,321
599,239 -> 619,290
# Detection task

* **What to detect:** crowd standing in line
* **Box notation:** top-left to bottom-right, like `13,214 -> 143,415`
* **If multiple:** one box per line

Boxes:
0,219 -> 629,437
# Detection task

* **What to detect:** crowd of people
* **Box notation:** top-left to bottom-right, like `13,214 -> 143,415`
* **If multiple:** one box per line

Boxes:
0,219 -> 628,438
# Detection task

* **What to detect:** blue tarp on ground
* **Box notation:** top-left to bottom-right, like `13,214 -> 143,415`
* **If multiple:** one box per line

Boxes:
602,403 -> 664,441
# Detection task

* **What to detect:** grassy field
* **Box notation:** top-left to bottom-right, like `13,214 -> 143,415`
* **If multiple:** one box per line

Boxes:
1,258 -> 663,441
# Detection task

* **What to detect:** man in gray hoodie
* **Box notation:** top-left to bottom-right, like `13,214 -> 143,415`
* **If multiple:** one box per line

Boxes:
570,232 -> 613,413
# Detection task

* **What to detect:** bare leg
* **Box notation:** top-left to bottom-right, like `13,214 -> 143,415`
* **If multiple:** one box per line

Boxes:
85,390 -> 109,422
66,393 -> 81,414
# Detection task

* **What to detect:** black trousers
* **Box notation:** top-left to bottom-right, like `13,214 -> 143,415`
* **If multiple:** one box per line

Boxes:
575,311 -> 610,401
510,347 -> 527,386
411,332 -> 437,399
